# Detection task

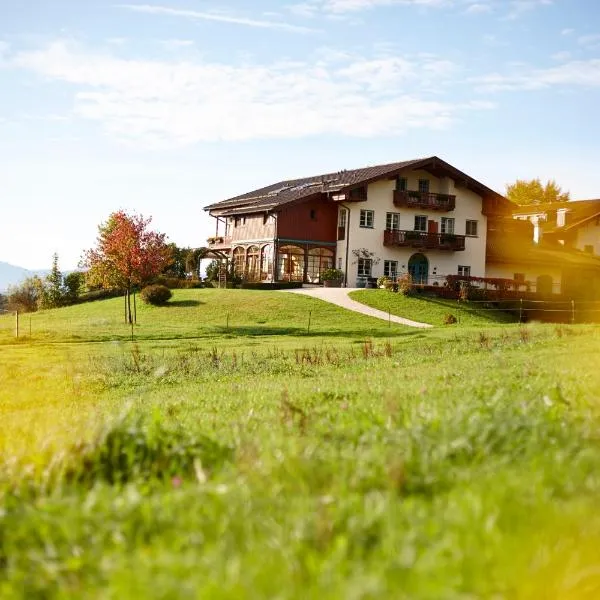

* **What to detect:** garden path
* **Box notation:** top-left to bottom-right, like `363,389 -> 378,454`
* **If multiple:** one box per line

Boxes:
285,287 -> 433,329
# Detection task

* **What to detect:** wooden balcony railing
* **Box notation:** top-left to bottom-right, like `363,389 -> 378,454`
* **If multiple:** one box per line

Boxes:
207,236 -> 232,248
383,229 -> 466,251
393,190 -> 456,211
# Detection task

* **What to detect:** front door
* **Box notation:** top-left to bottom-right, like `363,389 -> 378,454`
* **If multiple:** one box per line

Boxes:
408,253 -> 429,284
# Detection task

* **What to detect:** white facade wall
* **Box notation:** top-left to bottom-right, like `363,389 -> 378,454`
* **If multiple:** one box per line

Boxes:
574,220 -> 600,256
336,169 -> 487,286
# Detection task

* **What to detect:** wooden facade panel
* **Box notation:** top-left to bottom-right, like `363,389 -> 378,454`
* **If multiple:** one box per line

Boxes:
227,214 -> 275,243
277,197 -> 338,243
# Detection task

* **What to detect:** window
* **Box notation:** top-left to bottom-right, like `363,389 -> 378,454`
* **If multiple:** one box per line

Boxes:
514,273 -> 525,283
458,265 -> 471,277
350,186 -> 367,201
465,220 -> 478,236
386,212 -> 400,231
357,258 -> 372,277
338,258 -> 342,270
263,213 -> 269,225
584,244 -> 594,254
338,209 -> 347,241
414,215 -> 427,232
360,209 -> 374,228
441,217 -> 455,234
384,260 -> 398,278
395,177 -> 407,192
310,209 -> 317,220
234,216 -> 240,228
418,179 -> 430,193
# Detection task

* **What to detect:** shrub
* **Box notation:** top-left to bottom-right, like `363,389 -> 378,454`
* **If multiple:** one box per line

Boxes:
240,282 -> 303,290
321,268 -> 344,282
397,273 -> 413,296
77,288 -> 123,304
141,285 -> 172,305
377,275 -> 391,288
444,314 -> 458,325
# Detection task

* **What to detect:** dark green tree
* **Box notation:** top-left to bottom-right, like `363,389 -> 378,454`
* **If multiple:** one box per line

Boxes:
506,179 -> 570,205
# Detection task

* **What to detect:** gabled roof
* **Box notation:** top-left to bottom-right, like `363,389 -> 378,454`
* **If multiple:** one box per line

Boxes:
204,156 -> 510,216
514,199 -> 600,230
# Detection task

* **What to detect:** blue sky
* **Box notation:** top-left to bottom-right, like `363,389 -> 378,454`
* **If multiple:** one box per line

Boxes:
1,0 -> 599,269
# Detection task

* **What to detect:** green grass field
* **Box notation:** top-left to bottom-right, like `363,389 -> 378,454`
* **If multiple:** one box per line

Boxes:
1,289 -> 599,598
349,289 -> 517,326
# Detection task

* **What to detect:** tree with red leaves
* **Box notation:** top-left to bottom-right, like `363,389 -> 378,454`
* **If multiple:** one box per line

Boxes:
83,211 -> 171,323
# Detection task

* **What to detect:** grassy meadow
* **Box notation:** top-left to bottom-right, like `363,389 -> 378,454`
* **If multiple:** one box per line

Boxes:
1,289 -> 600,598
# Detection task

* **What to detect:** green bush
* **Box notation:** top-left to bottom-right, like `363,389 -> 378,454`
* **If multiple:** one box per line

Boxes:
240,282 -> 303,290
321,268 -> 344,282
77,288 -> 123,304
141,285 -> 172,305
153,276 -> 203,289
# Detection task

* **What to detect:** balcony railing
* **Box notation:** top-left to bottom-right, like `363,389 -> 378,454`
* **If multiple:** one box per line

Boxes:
207,236 -> 232,248
393,190 -> 456,211
384,229 -> 466,251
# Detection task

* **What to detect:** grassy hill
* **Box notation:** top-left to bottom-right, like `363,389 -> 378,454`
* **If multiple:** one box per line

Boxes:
1,289 -> 599,598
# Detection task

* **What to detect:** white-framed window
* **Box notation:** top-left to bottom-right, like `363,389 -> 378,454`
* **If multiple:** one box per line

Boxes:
458,265 -> 471,277
396,177 -> 407,191
414,215 -> 427,232
360,209 -> 374,228
357,258 -> 372,277
338,209 -> 347,228
441,217 -> 455,234
386,212 -> 400,231
418,179 -> 430,193
466,220 -> 478,236
384,260 -> 398,278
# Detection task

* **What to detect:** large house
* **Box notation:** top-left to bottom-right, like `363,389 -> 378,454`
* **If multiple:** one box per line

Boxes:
204,156 -> 512,286
513,199 -> 600,254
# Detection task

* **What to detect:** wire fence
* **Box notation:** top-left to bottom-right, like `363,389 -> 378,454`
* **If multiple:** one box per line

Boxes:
1,297 -> 600,345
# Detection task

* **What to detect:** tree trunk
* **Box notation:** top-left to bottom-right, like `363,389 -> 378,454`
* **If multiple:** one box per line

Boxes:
127,288 -> 132,324
124,290 -> 128,324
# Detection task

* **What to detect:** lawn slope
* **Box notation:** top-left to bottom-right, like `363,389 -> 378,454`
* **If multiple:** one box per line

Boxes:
350,289 -> 517,326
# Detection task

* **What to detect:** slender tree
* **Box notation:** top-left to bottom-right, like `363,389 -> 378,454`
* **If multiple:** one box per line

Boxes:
506,179 -> 570,205
40,253 -> 65,309
83,211 -> 171,323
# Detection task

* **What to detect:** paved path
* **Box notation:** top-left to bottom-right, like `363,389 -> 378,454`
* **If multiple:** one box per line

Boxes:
285,287 -> 433,329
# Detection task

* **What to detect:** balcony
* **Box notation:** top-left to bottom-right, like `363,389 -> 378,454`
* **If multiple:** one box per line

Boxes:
384,229 -> 466,251
206,236 -> 232,250
393,190 -> 456,212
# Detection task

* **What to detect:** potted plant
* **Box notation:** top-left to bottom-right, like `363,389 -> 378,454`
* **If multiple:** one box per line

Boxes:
321,268 -> 344,288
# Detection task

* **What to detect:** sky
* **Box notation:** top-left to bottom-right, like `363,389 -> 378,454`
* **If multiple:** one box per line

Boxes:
1,0 -> 599,269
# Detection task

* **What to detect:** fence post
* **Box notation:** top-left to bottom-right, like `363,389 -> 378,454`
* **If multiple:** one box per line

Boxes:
15,310 -> 19,339
307,310 -> 312,335
519,298 -> 523,323
571,299 -> 575,324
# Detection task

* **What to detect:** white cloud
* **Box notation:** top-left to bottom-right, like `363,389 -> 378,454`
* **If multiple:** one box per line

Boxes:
578,34 -> 600,49
159,39 -> 195,50
475,59 -> 600,91
551,51 -> 571,62
561,28 -> 574,36
289,0 -> 448,15
120,4 -> 320,33
464,3 -> 492,14
7,41 -> 483,147
505,0 -> 552,20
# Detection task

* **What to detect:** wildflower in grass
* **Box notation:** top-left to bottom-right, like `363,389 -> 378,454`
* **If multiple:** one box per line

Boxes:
172,476 -> 183,488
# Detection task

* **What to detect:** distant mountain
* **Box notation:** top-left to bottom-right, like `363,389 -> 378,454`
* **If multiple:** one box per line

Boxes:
0,262 -> 48,293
